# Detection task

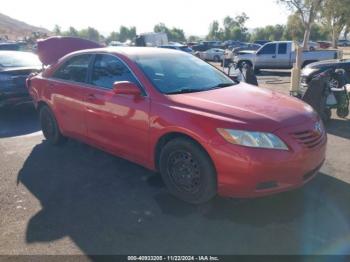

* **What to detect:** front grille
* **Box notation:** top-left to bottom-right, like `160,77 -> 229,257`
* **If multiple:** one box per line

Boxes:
292,129 -> 325,149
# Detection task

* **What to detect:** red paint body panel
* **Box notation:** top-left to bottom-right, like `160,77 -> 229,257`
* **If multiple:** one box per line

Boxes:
28,46 -> 327,198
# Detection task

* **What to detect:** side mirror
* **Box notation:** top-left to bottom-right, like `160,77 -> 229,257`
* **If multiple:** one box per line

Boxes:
112,81 -> 141,96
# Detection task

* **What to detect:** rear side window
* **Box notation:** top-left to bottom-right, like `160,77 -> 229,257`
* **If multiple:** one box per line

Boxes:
259,44 -> 276,55
278,43 -> 287,54
90,54 -> 138,89
53,54 -> 92,83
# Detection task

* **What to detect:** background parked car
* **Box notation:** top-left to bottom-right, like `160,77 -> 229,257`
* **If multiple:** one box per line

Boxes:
307,41 -> 320,51
0,43 -> 20,51
0,51 -> 41,108
200,48 -> 225,61
301,59 -> 350,89
159,44 -> 193,53
192,41 -> 223,52
338,40 -> 350,47
317,41 -> 332,49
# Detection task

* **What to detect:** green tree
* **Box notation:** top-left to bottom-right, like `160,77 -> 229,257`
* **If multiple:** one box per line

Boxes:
62,26 -> 79,37
78,27 -> 100,42
188,35 -> 201,42
53,25 -> 61,35
207,20 -> 222,40
321,0 -> 350,47
279,0 -> 324,49
154,23 -> 186,42
207,14 -> 249,41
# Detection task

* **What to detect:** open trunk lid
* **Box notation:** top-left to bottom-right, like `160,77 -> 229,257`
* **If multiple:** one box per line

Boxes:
37,36 -> 103,65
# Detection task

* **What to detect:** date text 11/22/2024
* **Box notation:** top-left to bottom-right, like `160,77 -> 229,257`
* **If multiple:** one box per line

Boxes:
127,256 -> 219,261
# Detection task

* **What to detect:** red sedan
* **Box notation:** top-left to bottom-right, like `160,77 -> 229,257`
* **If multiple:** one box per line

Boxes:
27,37 -> 326,204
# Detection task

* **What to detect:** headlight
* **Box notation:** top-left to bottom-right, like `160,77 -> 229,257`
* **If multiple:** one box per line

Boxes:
217,128 -> 289,150
301,67 -> 317,76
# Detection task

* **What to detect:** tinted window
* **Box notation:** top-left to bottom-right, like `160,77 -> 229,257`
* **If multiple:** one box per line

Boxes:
259,44 -> 276,55
91,54 -> 138,89
53,54 -> 92,83
278,43 -> 287,54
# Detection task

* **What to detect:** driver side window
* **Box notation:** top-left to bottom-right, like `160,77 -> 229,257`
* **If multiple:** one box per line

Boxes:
259,44 -> 276,55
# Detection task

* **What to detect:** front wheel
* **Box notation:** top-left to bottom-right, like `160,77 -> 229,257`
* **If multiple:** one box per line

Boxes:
39,105 -> 66,145
159,138 -> 217,204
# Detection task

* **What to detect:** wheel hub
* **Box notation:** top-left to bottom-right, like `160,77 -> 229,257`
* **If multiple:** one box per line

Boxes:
167,151 -> 201,193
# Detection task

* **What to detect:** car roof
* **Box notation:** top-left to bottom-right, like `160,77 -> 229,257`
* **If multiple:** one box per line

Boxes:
63,46 -> 188,61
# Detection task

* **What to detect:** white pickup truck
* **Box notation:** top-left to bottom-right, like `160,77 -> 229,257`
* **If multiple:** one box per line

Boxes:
232,41 -> 340,70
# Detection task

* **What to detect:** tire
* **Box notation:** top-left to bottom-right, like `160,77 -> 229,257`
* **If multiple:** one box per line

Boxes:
39,105 -> 66,145
329,77 -> 340,89
337,107 -> 349,118
213,55 -> 220,62
159,138 -> 217,204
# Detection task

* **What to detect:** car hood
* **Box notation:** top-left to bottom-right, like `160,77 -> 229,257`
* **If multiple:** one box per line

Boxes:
37,36 -> 103,65
237,50 -> 256,55
167,83 -> 316,132
306,59 -> 350,69
0,66 -> 41,72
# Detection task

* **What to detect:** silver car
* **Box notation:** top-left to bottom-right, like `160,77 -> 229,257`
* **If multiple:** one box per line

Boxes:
200,48 -> 225,62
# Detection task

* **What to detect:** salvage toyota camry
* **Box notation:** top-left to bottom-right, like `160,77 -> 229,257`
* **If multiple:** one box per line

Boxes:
27,37 -> 326,204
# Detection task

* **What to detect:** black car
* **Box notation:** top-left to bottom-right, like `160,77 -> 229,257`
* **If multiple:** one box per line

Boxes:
0,43 -> 21,51
301,59 -> 350,89
191,41 -> 223,52
0,51 -> 41,108
159,45 -> 193,53
254,40 -> 270,46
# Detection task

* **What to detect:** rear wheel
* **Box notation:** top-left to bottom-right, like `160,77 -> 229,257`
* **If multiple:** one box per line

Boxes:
159,138 -> 217,204
337,107 -> 349,118
214,55 -> 220,62
39,105 -> 66,145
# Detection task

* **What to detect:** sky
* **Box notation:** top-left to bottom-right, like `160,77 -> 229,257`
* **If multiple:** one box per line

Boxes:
1,0 -> 289,36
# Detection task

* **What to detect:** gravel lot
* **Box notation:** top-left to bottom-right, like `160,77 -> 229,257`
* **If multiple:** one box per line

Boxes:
0,71 -> 350,256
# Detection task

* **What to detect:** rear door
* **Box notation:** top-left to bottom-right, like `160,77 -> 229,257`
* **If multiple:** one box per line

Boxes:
255,43 -> 277,69
275,43 -> 291,68
84,54 -> 150,164
50,54 -> 93,139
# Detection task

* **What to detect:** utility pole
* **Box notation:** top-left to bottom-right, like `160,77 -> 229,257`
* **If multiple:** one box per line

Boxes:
290,42 -> 303,97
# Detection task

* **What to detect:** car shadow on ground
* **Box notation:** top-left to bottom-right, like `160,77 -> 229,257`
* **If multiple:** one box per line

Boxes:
258,70 -> 291,77
326,118 -> 350,139
17,140 -> 350,256
0,104 -> 40,138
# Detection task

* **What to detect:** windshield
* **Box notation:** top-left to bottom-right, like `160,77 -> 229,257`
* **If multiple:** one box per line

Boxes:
134,52 -> 235,94
0,52 -> 41,68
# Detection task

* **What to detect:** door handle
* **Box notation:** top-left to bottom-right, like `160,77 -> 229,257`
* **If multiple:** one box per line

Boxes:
272,55 -> 276,58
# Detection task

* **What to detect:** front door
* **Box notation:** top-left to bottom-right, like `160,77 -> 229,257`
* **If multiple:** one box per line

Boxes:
84,54 -> 150,164
255,43 -> 277,69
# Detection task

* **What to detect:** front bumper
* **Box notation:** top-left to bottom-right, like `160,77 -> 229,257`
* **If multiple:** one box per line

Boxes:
210,121 -> 327,198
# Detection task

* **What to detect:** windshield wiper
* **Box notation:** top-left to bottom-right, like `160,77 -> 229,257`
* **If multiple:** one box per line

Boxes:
208,82 -> 234,90
166,88 -> 202,95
